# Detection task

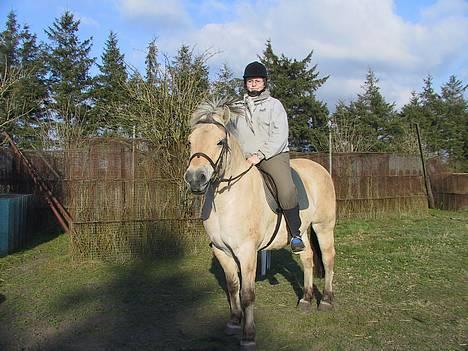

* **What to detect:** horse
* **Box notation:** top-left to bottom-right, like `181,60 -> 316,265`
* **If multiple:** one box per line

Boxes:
184,97 -> 336,351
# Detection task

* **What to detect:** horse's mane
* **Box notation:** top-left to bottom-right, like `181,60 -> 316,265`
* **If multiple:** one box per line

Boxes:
191,96 -> 244,128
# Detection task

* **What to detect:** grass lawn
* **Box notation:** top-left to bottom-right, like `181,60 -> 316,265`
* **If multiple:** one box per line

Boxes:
0,209 -> 466,351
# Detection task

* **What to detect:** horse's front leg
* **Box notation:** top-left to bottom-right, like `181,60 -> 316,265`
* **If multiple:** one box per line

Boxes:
212,246 -> 242,335
237,245 -> 258,351
298,239 -> 315,312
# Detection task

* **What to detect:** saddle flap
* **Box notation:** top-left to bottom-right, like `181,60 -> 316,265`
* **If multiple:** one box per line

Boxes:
262,167 -> 309,212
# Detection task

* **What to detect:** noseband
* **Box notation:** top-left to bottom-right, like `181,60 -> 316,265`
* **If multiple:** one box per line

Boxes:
188,120 -> 253,187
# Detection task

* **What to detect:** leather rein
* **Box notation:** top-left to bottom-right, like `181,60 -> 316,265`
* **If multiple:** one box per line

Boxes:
188,120 -> 253,187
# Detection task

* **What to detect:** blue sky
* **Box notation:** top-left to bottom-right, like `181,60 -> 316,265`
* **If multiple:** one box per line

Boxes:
1,0 -> 467,110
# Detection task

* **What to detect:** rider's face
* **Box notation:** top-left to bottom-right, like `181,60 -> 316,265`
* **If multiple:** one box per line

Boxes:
245,78 -> 265,92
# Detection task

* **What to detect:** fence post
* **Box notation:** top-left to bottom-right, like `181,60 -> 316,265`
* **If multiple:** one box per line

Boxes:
328,119 -> 333,176
415,123 -> 435,209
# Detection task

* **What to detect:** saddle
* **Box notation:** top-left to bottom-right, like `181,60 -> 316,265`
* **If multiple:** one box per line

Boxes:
257,167 -> 309,251
260,167 -> 310,213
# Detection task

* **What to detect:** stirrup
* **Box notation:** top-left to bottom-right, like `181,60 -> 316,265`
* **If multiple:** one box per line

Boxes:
290,236 -> 305,253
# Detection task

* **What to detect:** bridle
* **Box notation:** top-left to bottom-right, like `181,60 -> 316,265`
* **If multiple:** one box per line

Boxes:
188,120 -> 253,187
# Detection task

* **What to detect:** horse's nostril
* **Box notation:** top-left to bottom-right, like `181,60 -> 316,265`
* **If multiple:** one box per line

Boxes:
199,173 -> 206,183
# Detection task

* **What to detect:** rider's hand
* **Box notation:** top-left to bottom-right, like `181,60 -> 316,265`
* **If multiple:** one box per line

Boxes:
247,154 -> 262,165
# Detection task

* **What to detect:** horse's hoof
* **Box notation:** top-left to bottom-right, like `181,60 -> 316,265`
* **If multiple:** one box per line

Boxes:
224,321 -> 241,335
240,340 -> 256,351
318,299 -> 334,311
297,299 -> 313,313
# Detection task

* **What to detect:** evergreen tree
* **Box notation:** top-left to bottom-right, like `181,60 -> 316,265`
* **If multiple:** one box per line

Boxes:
93,31 -> 128,134
172,44 -> 209,96
145,39 -> 159,85
0,11 -> 22,135
417,75 -> 446,155
45,11 -> 95,144
400,75 -> 467,169
260,40 -> 329,151
440,75 -> 467,168
211,63 -> 242,99
331,100 -> 376,152
0,12 -> 20,68
346,69 -> 399,151
0,12 -> 47,147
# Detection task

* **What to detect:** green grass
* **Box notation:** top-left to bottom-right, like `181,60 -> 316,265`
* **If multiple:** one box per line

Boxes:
0,210 -> 466,351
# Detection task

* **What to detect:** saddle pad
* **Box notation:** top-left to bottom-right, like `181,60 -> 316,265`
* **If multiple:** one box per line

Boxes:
263,168 -> 309,212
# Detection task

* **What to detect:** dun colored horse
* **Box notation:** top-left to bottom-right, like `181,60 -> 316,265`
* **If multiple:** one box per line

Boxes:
184,98 -> 336,351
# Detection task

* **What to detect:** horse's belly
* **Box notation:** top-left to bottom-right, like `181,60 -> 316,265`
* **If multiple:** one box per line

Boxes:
203,213 -> 288,254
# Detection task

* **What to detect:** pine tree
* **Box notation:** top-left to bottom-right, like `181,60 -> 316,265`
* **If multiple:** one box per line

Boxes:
440,75 -> 467,169
0,12 -> 47,147
172,44 -> 209,97
211,63 -> 242,99
260,40 -> 329,151
45,11 -> 95,144
346,69 -> 399,151
331,99 -> 388,152
93,31 -> 128,134
0,11 -> 22,135
0,12 -> 20,68
145,39 -> 159,85
417,75 -> 446,155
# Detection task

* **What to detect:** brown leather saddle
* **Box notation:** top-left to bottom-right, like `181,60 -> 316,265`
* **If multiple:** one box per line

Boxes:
260,167 -> 309,213
257,168 -> 309,251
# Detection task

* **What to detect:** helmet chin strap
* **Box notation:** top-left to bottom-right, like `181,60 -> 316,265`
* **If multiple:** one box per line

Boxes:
247,88 -> 265,97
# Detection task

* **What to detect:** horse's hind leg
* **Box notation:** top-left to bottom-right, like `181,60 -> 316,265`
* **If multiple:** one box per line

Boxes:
212,246 -> 242,335
312,222 -> 335,310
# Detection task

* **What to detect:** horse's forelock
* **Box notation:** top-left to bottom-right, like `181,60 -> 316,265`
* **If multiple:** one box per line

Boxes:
191,97 -> 244,128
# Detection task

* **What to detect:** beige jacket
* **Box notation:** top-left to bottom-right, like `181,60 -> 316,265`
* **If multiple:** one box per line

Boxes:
229,90 -> 289,160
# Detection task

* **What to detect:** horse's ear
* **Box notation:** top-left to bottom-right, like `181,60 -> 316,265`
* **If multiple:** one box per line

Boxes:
222,105 -> 232,125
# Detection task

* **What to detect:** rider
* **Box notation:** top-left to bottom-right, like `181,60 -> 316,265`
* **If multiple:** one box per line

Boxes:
232,61 -> 305,253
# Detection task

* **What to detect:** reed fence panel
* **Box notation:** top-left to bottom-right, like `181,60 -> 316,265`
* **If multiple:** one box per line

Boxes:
292,152 -> 428,218
1,139 -> 435,260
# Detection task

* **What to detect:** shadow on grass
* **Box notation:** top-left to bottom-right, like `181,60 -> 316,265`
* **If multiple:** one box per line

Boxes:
0,228 -> 326,350
0,258 -> 241,351
10,216 -> 63,256
209,248 -> 324,309
38,260 -> 238,351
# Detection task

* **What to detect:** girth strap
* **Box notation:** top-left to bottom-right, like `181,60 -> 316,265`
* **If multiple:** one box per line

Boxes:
258,210 -> 282,252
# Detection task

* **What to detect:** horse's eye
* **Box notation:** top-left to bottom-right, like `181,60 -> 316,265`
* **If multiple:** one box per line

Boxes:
217,139 -> 226,146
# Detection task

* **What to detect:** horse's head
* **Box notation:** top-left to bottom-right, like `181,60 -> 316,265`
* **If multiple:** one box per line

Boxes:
184,97 -> 243,194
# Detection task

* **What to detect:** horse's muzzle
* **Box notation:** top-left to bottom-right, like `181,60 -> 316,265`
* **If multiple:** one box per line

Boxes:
184,168 -> 210,194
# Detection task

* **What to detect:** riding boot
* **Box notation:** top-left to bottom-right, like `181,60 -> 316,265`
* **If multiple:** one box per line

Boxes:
283,205 -> 305,253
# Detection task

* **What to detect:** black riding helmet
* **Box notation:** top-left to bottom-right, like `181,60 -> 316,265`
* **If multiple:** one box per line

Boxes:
243,61 -> 268,96
243,61 -> 268,79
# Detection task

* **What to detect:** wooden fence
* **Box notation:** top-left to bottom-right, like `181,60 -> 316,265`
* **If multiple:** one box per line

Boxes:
430,172 -> 468,211
0,138 -> 435,260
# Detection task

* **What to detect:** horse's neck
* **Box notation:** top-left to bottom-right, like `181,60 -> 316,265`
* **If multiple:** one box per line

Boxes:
223,136 -> 251,180
209,136 -> 259,200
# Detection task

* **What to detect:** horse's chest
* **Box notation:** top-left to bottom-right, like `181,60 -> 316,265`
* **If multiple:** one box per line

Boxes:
203,216 -> 246,251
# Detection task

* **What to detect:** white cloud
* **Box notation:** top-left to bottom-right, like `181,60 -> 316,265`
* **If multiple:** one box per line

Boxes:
118,0 -> 191,29
421,0 -> 468,20
76,14 -> 100,28
117,0 -> 468,109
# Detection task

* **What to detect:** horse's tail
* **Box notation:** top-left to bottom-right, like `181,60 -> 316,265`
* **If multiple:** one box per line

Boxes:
310,226 -> 325,278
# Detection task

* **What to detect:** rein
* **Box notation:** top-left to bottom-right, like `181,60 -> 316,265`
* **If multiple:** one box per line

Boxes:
189,120 -> 253,187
